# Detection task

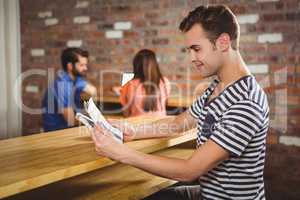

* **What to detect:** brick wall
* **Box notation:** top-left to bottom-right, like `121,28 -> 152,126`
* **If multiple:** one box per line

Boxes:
20,0 -> 299,197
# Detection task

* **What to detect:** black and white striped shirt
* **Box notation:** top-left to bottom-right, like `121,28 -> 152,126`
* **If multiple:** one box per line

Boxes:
189,75 -> 269,200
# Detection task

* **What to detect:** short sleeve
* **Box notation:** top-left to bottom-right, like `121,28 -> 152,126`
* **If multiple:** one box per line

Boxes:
188,80 -> 218,119
75,77 -> 87,93
189,96 -> 204,119
54,80 -> 74,108
210,100 -> 264,156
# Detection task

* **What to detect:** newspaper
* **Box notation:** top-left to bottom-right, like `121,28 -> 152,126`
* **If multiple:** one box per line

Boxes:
76,98 -> 123,143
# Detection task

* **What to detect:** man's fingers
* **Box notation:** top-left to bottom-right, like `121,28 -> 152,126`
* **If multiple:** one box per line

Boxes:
95,124 -> 104,132
91,129 -> 101,144
92,127 -> 107,143
109,120 -> 121,129
107,119 -> 116,123
94,124 -> 109,136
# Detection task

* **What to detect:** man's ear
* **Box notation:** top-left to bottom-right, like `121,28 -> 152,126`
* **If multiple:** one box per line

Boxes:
66,62 -> 73,72
216,33 -> 230,52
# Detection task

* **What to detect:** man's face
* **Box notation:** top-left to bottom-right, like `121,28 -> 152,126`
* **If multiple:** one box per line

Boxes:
184,24 -> 223,78
72,55 -> 88,77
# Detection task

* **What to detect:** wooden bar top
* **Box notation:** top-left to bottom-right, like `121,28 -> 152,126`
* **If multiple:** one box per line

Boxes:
5,142 -> 195,200
0,115 -> 197,199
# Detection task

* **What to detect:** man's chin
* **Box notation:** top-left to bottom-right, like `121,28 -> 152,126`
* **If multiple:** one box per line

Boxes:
76,72 -> 87,78
200,72 -> 215,79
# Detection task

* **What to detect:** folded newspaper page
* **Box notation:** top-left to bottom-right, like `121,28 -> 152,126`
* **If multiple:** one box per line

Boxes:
76,98 -> 123,143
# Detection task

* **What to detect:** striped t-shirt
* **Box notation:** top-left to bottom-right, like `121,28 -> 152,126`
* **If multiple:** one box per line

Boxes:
189,75 -> 269,200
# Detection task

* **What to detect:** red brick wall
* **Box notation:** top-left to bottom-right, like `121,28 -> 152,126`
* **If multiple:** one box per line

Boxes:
20,0 -> 299,197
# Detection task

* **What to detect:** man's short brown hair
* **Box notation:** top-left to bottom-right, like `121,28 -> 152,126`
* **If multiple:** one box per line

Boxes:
61,48 -> 89,71
179,5 -> 240,50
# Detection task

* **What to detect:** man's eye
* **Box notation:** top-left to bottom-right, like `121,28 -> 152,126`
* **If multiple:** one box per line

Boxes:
193,48 -> 201,52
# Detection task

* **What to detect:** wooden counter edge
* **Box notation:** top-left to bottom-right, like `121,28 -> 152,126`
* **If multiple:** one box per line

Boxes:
0,130 -> 197,199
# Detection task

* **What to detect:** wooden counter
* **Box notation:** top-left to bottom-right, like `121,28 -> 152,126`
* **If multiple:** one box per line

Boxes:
0,115 -> 197,199
5,142 -> 195,200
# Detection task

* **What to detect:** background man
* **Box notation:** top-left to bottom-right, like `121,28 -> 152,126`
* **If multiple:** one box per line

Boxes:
42,47 -> 96,132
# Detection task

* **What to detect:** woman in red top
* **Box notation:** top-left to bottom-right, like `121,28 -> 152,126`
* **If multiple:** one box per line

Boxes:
120,49 -> 171,117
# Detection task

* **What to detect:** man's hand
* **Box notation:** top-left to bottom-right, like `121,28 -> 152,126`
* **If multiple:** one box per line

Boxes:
91,124 -> 131,162
61,107 -> 77,126
109,119 -> 136,142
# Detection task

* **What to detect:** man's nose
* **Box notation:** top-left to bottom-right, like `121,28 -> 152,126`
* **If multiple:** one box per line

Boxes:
189,50 -> 196,62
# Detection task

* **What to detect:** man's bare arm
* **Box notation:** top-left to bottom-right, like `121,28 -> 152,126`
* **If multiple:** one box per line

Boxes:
121,139 -> 228,181
92,125 -> 230,182
120,139 -> 229,182
83,83 -> 97,96
61,107 -> 78,126
131,109 -> 197,140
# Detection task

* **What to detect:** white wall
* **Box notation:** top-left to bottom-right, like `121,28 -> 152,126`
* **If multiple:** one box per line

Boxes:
0,0 -> 22,139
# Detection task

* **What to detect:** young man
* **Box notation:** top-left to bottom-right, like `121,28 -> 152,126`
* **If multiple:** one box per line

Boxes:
91,5 -> 269,200
42,48 -> 96,132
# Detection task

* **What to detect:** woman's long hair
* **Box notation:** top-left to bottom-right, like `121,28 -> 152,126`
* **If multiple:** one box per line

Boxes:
133,49 -> 164,111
